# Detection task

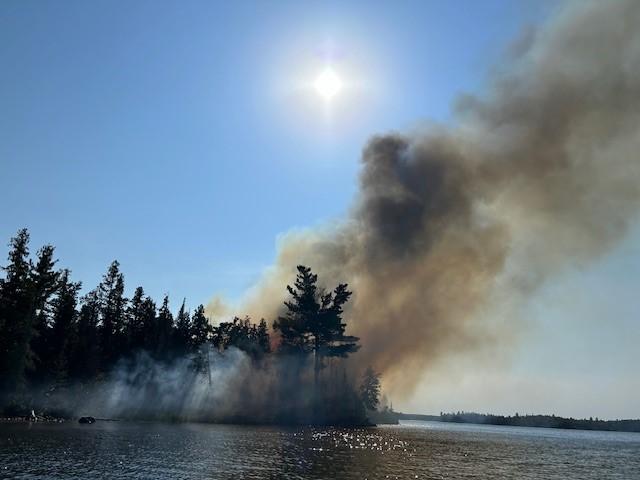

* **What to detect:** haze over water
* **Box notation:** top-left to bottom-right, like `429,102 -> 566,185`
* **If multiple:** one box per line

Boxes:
2,421 -> 639,479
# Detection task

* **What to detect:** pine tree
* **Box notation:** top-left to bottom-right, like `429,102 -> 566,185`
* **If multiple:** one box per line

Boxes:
359,367 -> 381,411
30,244 -> 61,382
189,304 -> 211,373
98,261 -> 126,367
317,283 -> 359,361
273,265 -> 319,355
140,296 -> 157,352
126,286 -> 146,351
72,290 -> 101,380
274,265 -> 359,387
0,229 -> 35,393
189,305 -> 211,348
174,298 -> 191,355
257,319 -> 271,355
48,270 -> 81,381
155,295 -> 174,359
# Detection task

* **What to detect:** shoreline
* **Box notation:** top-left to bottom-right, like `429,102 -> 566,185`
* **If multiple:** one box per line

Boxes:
397,413 -> 640,434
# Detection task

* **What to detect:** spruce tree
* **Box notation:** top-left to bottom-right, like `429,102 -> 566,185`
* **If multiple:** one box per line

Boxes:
72,290 -> 102,380
189,305 -> 211,348
140,296 -> 157,352
30,244 -> 60,382
359,367 -> 381,411
48,270 -> 81,381
0,229 -> 34,393
257,319 -> 271,355
174,299 -> 191,355
155,295 -> 174,359
189,304 -> 211,372
125,286 -> 146,352
98,261 -> 126,367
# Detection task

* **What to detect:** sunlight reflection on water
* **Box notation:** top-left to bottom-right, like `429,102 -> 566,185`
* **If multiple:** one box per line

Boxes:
1,420 -> 638,479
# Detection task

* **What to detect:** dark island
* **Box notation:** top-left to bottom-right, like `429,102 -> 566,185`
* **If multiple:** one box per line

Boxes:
396,411 -> 640,433
0,229 -> 382,426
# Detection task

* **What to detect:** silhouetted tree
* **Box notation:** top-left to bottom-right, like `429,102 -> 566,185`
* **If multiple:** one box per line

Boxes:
29,245 -> 60,379
317,283 -> 359,364
273,266 -> 318,355
213,316 -> 270,360
139,296 -> 157,352
189,304 -> 211,373
174,298 -> 191,355
359,367 -> 381,411
0,230 -> 371,425
257,319 -> 271,355
48,270 -> 81,381
98,261 -> 126,367
155,295 -> 174,359
72,290 -> 101,380
0,229 -> 35,393
190,305 -> 211,348
274,265 -> 359,387
126,286 -> 146,351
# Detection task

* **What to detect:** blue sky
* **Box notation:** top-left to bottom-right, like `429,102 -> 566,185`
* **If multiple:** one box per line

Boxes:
1,0 -> 552,306
4,1 -> 638,418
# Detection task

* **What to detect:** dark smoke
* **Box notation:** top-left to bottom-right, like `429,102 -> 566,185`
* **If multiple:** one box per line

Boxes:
232,0 -> 640,395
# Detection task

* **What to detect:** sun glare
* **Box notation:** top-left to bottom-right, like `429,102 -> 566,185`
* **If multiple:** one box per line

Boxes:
314,68 -> 343,100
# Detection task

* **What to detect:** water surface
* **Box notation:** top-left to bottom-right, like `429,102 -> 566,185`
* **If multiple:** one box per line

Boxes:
1,420 -> 638,479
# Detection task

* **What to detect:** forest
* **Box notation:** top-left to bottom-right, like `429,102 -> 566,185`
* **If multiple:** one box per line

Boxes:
436,412 -> 640,433
0,229 -> 381,425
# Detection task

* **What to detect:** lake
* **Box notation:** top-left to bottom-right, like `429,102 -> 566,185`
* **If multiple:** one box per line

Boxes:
1,420 -> 639,479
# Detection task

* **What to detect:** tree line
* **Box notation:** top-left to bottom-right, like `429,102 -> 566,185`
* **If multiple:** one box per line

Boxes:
436,411 -> 640,433
0,229 -> 380,422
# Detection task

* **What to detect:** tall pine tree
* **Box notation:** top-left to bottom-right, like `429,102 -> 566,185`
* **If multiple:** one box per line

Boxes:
274,265 -> 359,387
0,229 -> 35,393
72,290 -> 101,380
30,244 -> 61,382
155,295 -> 174,359
48,270 -> 81,382
98,261 -> 126,368
174,298 -> 191,355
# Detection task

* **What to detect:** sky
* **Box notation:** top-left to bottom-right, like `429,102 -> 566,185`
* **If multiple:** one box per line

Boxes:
1,0 -> 638,419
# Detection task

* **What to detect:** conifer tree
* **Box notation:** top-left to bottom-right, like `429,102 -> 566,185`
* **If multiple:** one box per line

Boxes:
174,298 -> 191,355
98,261 -> 126,367
155,295 -> 174,359
189,304 -> 211,373
0,229 -> 35,392
126,286 -> 148,351
189,305 -> 211,348
273,265 -> 319,355
30,244 -> 61,381
257,319 -> 271,355
274,265 -> 359,386
72,290 -> 102,380
140,296 -> 157,352
48,270 -> 81,381
359,367 -> 381,411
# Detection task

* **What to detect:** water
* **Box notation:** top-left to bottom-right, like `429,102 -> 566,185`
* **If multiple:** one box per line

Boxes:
1,420 -> 639,479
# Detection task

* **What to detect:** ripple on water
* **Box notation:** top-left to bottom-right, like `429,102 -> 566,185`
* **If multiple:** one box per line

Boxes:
1,421 -> 639,479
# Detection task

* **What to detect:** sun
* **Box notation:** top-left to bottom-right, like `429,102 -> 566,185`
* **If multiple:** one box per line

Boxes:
314,68 -> 343,100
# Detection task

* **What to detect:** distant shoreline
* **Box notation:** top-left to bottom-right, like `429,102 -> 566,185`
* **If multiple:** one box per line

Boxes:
396,412 -> 640,433
3,411 -> 638,433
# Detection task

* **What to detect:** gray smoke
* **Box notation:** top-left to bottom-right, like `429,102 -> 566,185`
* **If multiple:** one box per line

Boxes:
50,349 -> 324,422
233,0 -> 640,396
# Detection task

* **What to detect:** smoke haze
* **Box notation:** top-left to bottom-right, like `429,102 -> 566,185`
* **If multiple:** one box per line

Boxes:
231,0 -> 640,395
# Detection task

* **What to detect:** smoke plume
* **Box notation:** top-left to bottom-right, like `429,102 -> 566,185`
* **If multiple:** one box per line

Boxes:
55,350 -> 358,423
231,0 -> 640,396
